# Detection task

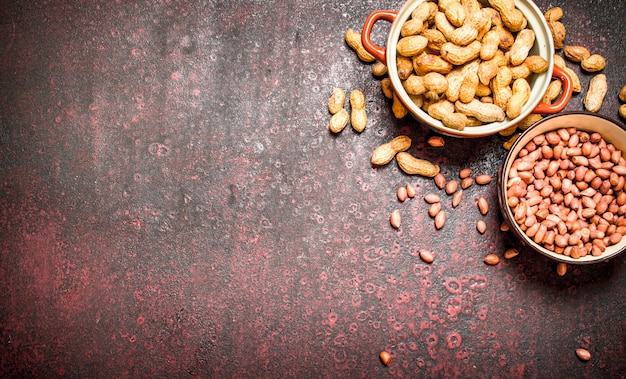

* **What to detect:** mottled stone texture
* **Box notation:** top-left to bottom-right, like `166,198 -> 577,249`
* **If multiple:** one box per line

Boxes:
0,0 -> 625,378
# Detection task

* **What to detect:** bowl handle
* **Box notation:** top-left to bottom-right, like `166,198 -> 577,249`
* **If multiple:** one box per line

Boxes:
361,10 -> 398,63
532,65 -> 573,114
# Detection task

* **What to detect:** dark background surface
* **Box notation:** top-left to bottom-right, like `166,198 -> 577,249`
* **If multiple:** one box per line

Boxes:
1,0 -> 625,377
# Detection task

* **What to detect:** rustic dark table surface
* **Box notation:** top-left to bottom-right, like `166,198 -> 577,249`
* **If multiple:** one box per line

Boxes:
1,0 -> 625,378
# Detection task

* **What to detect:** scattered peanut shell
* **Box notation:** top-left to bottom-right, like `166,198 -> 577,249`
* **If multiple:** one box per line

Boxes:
547,19 -> 566,50
371,136 -> 412,165
544,7 -> 563,23
542,80 -> 562,104
517,113 -> 543,130
500,221 -> 510,232
620,104 -> 626,120
584,74 -> 608,113
476,220 -> 487,234
484,254 -> 500,265
575,348 -> 591,362
390,210 -> 401,229
396,152 -> 440,177
329,108 -> 349,133
350,89 -> 367,132
419,249 -> 435,263
581,54 -> 606,72
620,84 -> 626,102
563,45 -> 590,62
393,96 -> 408,118
327,88 -> 346,115
345,29 -> 376,63
380,351 -> 392,366
372,61 -> 388,77
381,78 -> 394,99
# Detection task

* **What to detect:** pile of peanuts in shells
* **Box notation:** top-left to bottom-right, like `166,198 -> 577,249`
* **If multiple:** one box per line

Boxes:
329,0 -> 626,366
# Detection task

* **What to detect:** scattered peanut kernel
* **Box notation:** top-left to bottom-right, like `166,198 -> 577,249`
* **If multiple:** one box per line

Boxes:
434,210 -> 446,230
397,186 -> 408,202
419,249 -> 435,263
576,348 -> 591,362
476,220 -> 487,234
427,135 -> 445,147
500,221 -> 510,232
484,254 -> 500,265
475,174 -> 493,185
380,351 -> 392,366
445,180 -> 458,195
459,168 -> 472,179
477,197 -> 489,215
434,173 -> 446,189
406,183 -> 417,198
556,262 -> 567,276
390,210 -> 401,229
504,248 -> 519,259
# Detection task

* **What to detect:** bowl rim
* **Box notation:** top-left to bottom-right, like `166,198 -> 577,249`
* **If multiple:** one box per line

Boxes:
498,111 -> 626,264
385,0 -> 555,138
